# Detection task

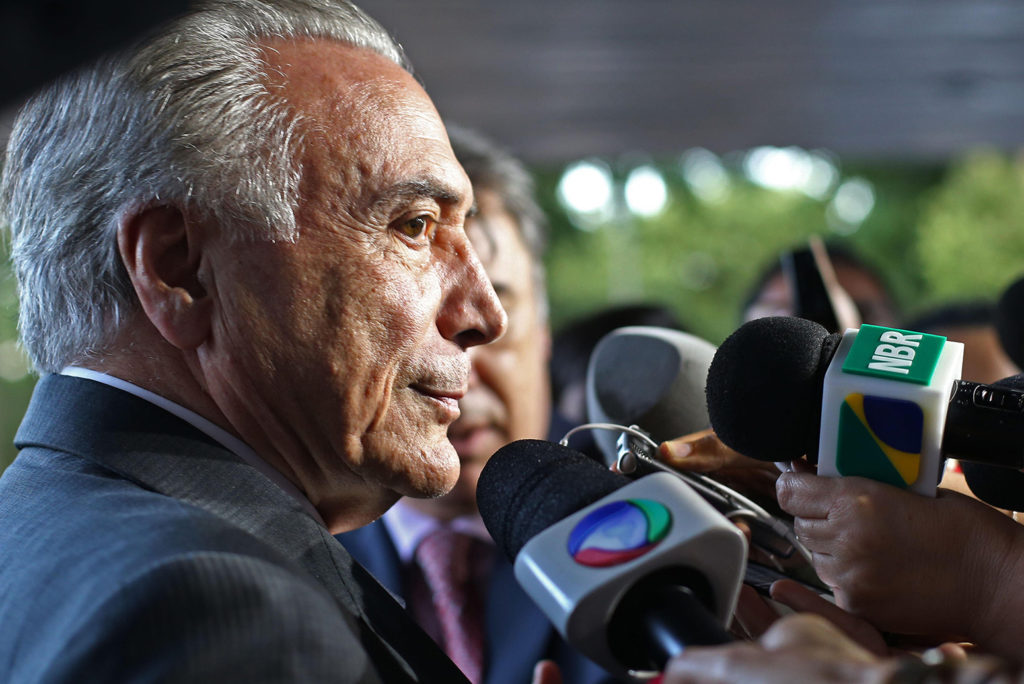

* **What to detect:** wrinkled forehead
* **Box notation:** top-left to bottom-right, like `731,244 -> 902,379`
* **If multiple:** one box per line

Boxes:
261,38 -> 413,103
262,39 -> 445,149
332,76 -> 449,166
262,37 -> 467,199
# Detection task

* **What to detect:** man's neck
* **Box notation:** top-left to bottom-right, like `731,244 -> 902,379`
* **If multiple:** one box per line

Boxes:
60,365 -> 327,527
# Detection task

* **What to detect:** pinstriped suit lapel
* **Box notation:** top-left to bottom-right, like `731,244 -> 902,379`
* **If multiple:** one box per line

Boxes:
16,374 -> 467,683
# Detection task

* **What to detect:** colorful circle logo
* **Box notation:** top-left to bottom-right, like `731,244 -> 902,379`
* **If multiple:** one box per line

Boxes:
567,499 -> 672,567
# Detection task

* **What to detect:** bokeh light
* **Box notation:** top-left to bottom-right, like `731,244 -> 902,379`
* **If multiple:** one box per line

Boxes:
679,148 -> 730,203
556,159 -> 615,229
624,165 -> 668,217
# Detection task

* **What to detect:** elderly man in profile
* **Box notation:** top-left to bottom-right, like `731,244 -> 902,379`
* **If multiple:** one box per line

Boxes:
339,126 -> 613,684
0,1 -> 519,681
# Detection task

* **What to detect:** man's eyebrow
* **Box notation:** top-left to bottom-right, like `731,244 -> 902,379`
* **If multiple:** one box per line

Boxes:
372,178 -> 465,209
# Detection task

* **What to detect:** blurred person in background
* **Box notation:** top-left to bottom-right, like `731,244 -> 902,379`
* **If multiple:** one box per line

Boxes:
743,240 -> 901,330
907,300 -> 1020,384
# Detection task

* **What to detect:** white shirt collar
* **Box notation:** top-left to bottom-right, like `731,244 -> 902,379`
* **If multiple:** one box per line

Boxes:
381,498 -> 492,563
60,366 -> 326,526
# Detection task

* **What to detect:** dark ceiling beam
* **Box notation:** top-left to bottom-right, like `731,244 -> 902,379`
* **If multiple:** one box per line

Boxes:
4,1 -> 1024,164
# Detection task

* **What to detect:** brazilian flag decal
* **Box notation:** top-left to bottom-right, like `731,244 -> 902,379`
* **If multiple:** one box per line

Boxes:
836,393 -> 923,487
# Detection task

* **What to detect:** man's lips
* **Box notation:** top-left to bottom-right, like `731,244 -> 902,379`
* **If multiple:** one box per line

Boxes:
410,384 -> 466,418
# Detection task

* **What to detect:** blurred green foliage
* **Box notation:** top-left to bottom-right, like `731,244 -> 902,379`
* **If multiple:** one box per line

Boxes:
916,150 -> 1024,304
538,155 -> 975,345
1,148 -> 1023,472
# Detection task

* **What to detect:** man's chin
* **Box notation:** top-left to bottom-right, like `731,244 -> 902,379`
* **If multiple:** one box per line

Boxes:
366,431 -> 461,500
404,461 -> 482,520
418,446 -> 463,499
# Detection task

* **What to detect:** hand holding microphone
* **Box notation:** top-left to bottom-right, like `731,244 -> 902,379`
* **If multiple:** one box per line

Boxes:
777,470 -> 1024,645
582,323 -> 824,598
706,316 -> 1024,652
706,316 -> 1024,496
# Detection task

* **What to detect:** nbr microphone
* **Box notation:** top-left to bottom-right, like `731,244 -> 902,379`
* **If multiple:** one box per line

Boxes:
816,324 -> 963,495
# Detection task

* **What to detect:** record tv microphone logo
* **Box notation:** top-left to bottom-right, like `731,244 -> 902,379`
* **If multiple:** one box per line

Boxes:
567,499 -> 671,567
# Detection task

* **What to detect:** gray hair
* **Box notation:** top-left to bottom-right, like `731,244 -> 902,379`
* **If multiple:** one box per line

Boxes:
446,125 -> 549,317
0,0 -> 409,373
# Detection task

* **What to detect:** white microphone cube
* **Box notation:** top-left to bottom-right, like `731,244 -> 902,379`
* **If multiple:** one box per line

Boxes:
512,473 -> 746,678
817,325 -> 963,496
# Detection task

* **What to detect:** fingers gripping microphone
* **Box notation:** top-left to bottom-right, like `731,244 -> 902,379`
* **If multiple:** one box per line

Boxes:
476,439 -> 746,678
707,317 -> 1011,496
585,326 -> 717,465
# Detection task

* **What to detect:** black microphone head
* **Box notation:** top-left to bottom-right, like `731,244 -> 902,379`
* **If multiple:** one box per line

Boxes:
995,276 -> 1024,370
476,439 -> 628,561
960,373 -> 1024,511
585,326 -> 717,465
706,316 -> 841,463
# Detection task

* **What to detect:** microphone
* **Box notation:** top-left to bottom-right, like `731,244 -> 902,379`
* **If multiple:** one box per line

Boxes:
582,324 -> 814,566
585,326 -> 717,464
959,374 -> 1024,511
476,439 -> 746,678
706,317 -> 1024,497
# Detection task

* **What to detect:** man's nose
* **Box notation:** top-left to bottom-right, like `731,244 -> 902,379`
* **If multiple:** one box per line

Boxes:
437,239 -> 507,349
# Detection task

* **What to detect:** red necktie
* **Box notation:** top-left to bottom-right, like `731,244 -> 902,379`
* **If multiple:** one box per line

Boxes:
415,528 -> 486,683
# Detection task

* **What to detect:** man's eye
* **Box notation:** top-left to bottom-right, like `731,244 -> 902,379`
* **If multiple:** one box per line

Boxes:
396,215 -> 435,241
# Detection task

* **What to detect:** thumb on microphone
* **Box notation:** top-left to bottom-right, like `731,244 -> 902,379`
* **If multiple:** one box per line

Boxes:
658,429 -> 752,472
531,660 -> 562,684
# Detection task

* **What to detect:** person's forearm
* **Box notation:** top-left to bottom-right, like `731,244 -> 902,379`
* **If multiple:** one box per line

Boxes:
961,502 -> 1024,661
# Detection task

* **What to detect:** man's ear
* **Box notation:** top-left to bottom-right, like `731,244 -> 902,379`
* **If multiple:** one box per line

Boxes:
117,204 -> 213,350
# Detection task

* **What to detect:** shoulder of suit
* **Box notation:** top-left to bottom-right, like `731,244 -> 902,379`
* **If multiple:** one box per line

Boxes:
46,551 -> 380,683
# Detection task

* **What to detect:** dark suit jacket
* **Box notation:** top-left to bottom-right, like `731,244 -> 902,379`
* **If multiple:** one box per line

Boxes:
0,374 -> 469,683
337,425 -> 616,684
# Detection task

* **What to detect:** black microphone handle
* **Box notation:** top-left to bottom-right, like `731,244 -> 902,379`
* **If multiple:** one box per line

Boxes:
608,567 -> 732,671
942,380 -> 1024,468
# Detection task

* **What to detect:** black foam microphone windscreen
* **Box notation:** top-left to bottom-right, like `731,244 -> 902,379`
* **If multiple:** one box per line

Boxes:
475,438 -> 744,677
476,439 -> 628,561
705,316 -> 840,463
